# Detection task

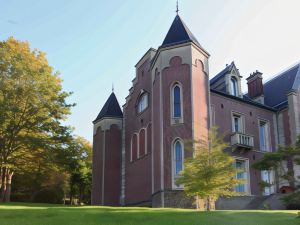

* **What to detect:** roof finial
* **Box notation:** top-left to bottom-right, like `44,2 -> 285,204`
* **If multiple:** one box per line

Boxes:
176,0 -> 179,15
112,83 -> 114,93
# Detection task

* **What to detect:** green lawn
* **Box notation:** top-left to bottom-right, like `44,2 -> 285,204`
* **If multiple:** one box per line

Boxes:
0,202 -> 299,225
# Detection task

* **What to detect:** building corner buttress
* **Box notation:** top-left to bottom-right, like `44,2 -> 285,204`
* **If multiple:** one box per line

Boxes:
120,115 -> 126,205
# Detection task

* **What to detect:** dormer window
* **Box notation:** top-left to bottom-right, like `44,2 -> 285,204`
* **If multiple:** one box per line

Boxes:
230,77 -> 238,96
137,92 -> 148,114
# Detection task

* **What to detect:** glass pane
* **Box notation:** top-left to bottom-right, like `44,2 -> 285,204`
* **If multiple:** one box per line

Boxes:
175,141 -> 182,175
260,122 -> 267,151
235,160 -> 246,192
231,78 -> 238,96
138,94 -> 148,113
173,86 -> 181,118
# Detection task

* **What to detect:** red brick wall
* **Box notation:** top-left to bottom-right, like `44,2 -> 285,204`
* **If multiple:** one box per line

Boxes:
248,77 -> 263,98
191,59 -> 209,141
91,128 -> 104,205
161,56 -> 193,189
124,58 -> 152,205
104,124 -> 121,206
92,124 -> 122,206
211,92 -> 276,195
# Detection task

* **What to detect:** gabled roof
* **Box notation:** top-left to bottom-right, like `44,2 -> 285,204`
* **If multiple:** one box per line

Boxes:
94,92 -> 123,123
161,15 -> 203,49
263,63 -> 300,108
210,61 -> 235,85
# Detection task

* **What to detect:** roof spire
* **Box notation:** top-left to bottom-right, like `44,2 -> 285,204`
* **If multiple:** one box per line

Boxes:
112,83 -> 114,93
176,0 -> 179,15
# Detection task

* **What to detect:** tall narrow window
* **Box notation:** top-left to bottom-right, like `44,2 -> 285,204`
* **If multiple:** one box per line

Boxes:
235,159 -> 247,193
174,140 -> 183,176
232,114 -> 243,133
173,85 -> 181,118
230,77 -> 238,96
259,120 -> 270,151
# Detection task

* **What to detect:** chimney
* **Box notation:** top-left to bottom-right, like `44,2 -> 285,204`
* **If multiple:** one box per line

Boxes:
246,70 -> 264,104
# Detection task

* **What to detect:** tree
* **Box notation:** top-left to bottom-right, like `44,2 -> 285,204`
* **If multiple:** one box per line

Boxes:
0,37 -> 74,202
177,128 -> 243,211
55,136 -> 92,204
253,136 -> 300,191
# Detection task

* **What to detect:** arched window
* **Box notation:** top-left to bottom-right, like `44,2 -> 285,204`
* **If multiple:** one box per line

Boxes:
131,134 -> 138,161
137,93 -> 148,114
139,129 -> 146,157
230,77 -> 238,96
174,140 -> 183,176
172,84 -> 182,118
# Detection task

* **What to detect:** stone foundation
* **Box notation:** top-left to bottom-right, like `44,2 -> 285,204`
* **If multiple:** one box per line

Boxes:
152,190 -> 195,208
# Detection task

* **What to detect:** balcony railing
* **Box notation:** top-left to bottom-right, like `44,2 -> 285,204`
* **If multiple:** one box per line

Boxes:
231,132 -> 254,149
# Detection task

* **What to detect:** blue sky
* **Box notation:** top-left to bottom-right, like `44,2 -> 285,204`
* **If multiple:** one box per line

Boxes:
1,0 -> 300,142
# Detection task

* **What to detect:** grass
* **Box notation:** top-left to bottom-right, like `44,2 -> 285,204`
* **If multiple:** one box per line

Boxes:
0,202 -> 299,225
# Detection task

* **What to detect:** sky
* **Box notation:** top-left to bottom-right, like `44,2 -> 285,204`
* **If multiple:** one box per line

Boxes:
1,0 -> 300,142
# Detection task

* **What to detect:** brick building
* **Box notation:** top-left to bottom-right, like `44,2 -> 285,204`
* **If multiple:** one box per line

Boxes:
91,14 -> 300,207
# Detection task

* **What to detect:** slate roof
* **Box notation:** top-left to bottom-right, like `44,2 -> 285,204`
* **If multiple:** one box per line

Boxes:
263,63 -> 300,109
161,15 -> 203,50
210,62 -> 235,85
94,92 -> 123,122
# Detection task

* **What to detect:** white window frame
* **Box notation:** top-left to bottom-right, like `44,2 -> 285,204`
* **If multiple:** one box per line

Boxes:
170,82 -> 184,125
231,111 -> 245,133
234,157 -> 251,195
258,119 -> 271,152
230,76 -> 239,96
137,92 -> 148,114
172,138 -> 184,189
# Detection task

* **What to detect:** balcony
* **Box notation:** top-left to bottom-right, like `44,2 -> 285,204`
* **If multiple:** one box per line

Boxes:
231,132 -> 254,150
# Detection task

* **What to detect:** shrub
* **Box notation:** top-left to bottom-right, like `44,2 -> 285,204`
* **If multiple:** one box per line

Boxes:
32,188 -> 64,204
10,193 -> 31,202
281,191 -> 300,210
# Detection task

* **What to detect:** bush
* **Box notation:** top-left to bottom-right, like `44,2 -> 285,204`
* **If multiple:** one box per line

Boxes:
281,191 -> 300,210
32,188 -> 64,204
10,192 -> 31,202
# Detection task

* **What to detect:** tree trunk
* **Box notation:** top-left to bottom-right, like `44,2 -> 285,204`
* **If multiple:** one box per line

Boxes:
4,169 -> 13,202
0,167 -> 7,202
0,168 -> 2,190
206,197 -> 210,211
79,185 -> 84,204
195,196 -> 199,210
287,156 -> 295,189
70,192 -> 73,205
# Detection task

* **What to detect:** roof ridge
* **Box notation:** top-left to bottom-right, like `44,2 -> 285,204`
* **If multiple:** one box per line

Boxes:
263,61 -> 300,86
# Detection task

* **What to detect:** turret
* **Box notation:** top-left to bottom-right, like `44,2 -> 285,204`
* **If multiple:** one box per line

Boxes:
91,92 -> 123,206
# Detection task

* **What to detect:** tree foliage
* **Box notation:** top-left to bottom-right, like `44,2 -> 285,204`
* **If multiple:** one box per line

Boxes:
253,136 -> 300,190
0,37 -> 89,203
177,127 -> 243,210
